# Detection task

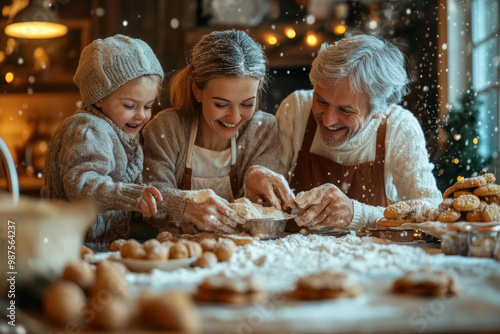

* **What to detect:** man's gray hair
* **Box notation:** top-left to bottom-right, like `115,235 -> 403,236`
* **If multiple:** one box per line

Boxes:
309,34 -> 410,114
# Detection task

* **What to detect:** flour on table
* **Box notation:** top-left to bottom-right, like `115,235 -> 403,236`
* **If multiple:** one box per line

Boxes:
229,197 -> 294,220
125,233 -> 500,294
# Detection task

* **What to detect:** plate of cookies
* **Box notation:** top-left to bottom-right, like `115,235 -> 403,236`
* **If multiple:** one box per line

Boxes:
109,237 -> 202,272
377,173 -> 500,238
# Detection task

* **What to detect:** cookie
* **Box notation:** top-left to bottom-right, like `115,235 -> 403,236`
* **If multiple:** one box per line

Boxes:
437,208 -> 461,223
482,173 -> 496,184
424,208 -> 442,221
377,218 -> 412,230
452,194 -> 480,211
384,201 -> 412,219
194,273 -> 266,305
393,269 -> 459,297
443,175 -> 488,198
474,184 -> 500,197
438,198 -> 454,211
292,271 -> 362,300
465,201 -> 487,222
483,194 -> 500,204
453,190 -> 473,198
482,203 -> 500,222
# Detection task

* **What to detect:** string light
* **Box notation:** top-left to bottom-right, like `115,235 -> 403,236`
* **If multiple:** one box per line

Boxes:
453,158 -> 459,164
306,33 -> 318,46
5,72 -> 14,83
267,35 -> 278,45
333,24 -> 346,35
285,27 -> 296,39
457,176 -> 465,181
473,137 -> 479,144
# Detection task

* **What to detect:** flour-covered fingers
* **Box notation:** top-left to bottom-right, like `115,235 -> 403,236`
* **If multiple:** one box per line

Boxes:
217,201 -> 245,226
295,202 -> 325,226
274,182 -> 298,211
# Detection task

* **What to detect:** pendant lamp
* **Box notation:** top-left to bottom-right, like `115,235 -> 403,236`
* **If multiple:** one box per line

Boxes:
4,0 -> 68,39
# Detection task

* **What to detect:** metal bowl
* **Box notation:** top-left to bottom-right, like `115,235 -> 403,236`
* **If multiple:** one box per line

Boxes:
240,217 -> 293,239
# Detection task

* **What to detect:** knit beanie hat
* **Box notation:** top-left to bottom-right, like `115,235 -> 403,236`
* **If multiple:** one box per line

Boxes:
74,34 -> 164,105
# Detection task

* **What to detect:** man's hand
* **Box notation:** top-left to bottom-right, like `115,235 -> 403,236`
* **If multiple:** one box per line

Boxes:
139,186 -> 163,217
183,189 -> 245,233
244,165 -> 298,211
294,183 -> 354,230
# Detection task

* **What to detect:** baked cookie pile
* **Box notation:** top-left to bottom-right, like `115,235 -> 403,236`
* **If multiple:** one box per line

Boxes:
434,173 -> 500,223
377,173 -> 500,229
377,199 -> 429,230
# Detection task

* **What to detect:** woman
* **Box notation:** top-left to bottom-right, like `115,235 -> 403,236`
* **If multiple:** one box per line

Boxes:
142,30 -> 278,234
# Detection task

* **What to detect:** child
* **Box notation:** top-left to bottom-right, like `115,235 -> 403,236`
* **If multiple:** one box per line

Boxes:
42,34 -> 164,250
142,30 -> 279,234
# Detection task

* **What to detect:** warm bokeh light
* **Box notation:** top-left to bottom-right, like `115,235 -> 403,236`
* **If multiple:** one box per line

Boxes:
0,51 -> 5,63
453,158 -> 459,164
334,24 -> 346,35
453,134 -> 461,140
457,176 -> 465,181
285,27 -> 296,38
5,72 -> 14,83
268,35 -> 278,45
38,141 -> 48,153
5,21 -> 68,39
473,137 -> 479,144
306,33 -> 318,46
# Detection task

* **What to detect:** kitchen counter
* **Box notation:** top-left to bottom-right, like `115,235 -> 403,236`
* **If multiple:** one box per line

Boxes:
10,233 -> 500,333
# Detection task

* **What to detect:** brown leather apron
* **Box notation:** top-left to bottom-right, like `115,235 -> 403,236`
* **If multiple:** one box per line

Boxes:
290,111 -> 394,207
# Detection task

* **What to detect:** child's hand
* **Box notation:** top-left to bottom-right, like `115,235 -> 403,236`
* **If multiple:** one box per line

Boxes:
139,186 -> 163,217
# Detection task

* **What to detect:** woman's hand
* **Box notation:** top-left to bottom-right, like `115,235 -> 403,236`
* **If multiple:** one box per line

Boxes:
294,183 -> 354,230
183,189 -> 245,233
139,186 -> 163,217
244,165 -> 298,212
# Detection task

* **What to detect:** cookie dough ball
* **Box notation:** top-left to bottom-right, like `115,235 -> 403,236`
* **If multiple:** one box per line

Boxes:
140,291 -> 200,332
161,240 -> 175,249
199,238 -> 217,252
44,281 -> 86,326
89,296 -> 131,330
143,239 -> 168,260
120,239 -> 146,260
197,252 -> 218,268
215,239 -> 236,262
62,260 -> 95,291
157,231 -> 175,243
184,241 -> 203,258
169,243 -> 189,259
91,260 -> 129,300
109,239 -> 127,252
